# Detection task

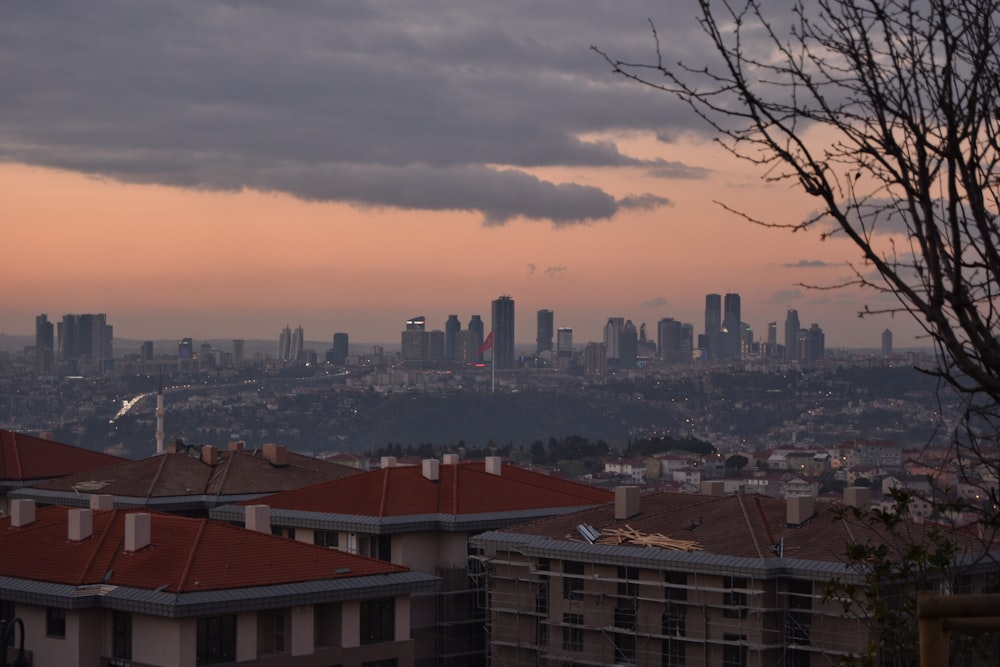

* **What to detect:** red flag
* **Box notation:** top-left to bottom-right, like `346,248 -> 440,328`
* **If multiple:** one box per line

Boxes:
477,331 -> 494,354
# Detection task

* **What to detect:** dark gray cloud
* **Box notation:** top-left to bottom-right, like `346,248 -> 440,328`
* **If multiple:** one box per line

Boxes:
783,259 -> 834,268
527,263 -> 537,275
768,289 -> 804,304
640,297 -> 669,308
545,266 -> 568,278
0,0 -> 707,224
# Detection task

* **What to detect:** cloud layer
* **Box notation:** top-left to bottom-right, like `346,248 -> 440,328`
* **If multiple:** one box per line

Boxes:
0,1 -> 708,225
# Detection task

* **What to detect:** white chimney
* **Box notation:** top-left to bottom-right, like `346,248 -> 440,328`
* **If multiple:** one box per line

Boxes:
125,513 -> 151,552
90,494 -> 114,511
786,496 -> 816,526
228,441 -> 245,451
262,443 -> 288,466
485,456 -> 502,476
422,458 -> 441,481
381,456 -> 397,469
615,486 -> 641,520
10,499 -> 35,528
245,504 -> 271,533
844,486 -> 871,509
442,453 -> 460,465
68,508 -> 93,541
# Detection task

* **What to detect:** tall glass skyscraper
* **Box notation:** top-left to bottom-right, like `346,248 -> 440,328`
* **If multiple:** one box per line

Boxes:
492,296 -> 516,370
536,309 -> 554,354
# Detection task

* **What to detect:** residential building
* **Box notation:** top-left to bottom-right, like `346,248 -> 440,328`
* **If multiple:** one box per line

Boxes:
556,327 -> 573,358
0,500 -> 437,667
444,316 -> 460,360
212,456 -> 612,667
468,316 -> 485,362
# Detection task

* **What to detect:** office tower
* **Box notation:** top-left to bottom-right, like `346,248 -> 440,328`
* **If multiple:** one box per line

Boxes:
583,342 -> 607,376
332,333 -> 349,365
658,318 -> 682,363
704,294 -> 722,360
199,342 -> 214,368
141,341 -> 154,363
402,315 -> 428,361
468,315 -> 485,362
178,337 -> 194,360
290,325 -> 305,362
619,320 -> 638,367
454,330 -> 474,362
57,314 -> 113,368
445,315 -> 460,360
604,317 -> 624,360
536,309 -> 554,354
557,327 -> 573,357
491,296 -> 516,370
35,314 -> 54,373
723,293 -> 742,359
784,309 -> 801,361
680,323 -> 695,361
882,328 -> 893,356
278,325 -> 292,361
807,323 -> 825,360
767,322 -> 778,357
232,339 -> 245,367
428,330 -> 445,361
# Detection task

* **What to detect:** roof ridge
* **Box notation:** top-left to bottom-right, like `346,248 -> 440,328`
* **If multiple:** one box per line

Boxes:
146,455 -> 170,499
377,469 -> 390,518
78,509 -> 121,585
176,518 -> 208,591
10,432 -> 23,479
0,430 -> 9,478
736,493 -> 767,559
205,452 -> 233,496
755,495 -> 777,546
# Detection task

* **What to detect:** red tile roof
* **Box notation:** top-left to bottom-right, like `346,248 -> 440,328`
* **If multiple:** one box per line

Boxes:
251,460 -> 613,518
0,430 -> 127,481
0,506 -> 407,593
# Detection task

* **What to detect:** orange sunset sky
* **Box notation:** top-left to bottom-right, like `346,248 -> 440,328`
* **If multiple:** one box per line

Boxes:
0,1 -> 922,350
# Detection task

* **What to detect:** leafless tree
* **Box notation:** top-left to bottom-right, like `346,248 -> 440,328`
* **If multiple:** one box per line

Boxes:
596,0 -> 1000,529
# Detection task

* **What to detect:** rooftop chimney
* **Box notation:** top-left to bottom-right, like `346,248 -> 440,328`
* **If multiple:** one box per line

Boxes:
442,453 -> 460,465
843,486 -> 871,509
422,458 -> 440,481
485,456 -> 502,476
39,431 -> 54,441
700,480 -> 725,496
90,494 -> 114,511
615,486 -> 640,520
262,443 -> 288,466
201,445 -> 218,466
68,508 -> 93,541
381,456 -> 397,469
166,442 -> 179,454
245,504 -> 271,533
10,499 -> 35,528
228,441 -> 245,451
125,513 -> 151,552
786,496 -> 816,526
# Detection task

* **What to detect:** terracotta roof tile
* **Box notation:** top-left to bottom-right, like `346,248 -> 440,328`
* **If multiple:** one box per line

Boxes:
0,430 -> 127,482
0,506 -> 407,593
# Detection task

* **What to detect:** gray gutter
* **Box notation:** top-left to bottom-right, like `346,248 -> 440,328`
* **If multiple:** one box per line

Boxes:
0,571 -> 439,617
210,504 -> 601,534
9,488 -> 264,512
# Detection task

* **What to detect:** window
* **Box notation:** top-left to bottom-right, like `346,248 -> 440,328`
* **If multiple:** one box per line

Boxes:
786,579 -> 811,646
112,611 -> 132,659
377,534 -> 392,561
722,634 -> 747,667
196,615 -> 237,665
315,530 -> 339,548
722,576 -> 748,619
258,610 -> 287,654
662,610 -> 686,667
46,607 -> 66,638
360,598 -> 395,645
562,613 -> 583,652
563,561 -> 584,601
618,566 -> 639,598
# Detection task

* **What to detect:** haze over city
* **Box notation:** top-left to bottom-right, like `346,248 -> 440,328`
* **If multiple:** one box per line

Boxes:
1,1 -> 921,349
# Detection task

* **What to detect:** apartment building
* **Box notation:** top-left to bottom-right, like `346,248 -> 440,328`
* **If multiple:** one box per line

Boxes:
0,498 -> 437,667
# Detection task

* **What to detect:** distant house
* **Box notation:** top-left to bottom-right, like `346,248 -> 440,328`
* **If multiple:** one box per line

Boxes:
0,429 -> 126,512
0,498 -> 437,667
212,455 -> 612,667
602,457 -> 647,483
12,442 -> 359,515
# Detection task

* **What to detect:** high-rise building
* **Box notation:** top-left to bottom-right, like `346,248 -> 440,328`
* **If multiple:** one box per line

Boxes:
468,315 -> 485,362
290,325 -> 305,362
35,314 -> 54,373
603,317 -> 624,360
583,342 -> 607,376
723,293 -> 742,359
491,296 -> 516,370
141,340 -> 155,363
428,330 -> 445,361
445,315 -> 461,360
401,316 -> 428,361
331,333 -> 349,365
57,314 -> 113,370
882,329 -> 893,356
277,325 -> 292,361
807,323 -> 825,360
232,339 -> 245,367
619,320 -> 638,367
556,327 -> 573,357
536,309 -> 554,355
704,294 -> 722,360
178,337 -> 194,360
767,322 -> 778,357
784,309 -> 801,361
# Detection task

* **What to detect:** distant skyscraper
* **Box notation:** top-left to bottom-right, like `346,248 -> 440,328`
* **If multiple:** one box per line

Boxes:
491,296 -> 516,370
290,325 -> 305,362
723,293 -> 742,359
468,315 -> 485,362
428,330 -> 445,361
767,322 -> 778,357
619,320 -> 638,367
332,333 -> 349,365
557,327 -> 573,357
583,342 -> 607,376
536,309 -> 554,355
178,337 -> 194,360
882,328 -> 893,356
784,309 -> 800,361
604,317 -> 624,359
658,318 -> 682,363
807,324 -> 825,360
141,340 -> 155,363
278,325 -> 292,361
402,315 -> 428,361
704,294 -> 722,360
232,339 -> 245,367
445,315 -> 460,360
35,314 -> 54,373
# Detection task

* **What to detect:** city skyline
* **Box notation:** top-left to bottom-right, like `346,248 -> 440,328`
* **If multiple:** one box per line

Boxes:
1,2 -> 922,349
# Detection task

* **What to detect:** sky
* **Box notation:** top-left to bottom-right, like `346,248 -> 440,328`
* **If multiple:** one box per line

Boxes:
0,1 -> 924,350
